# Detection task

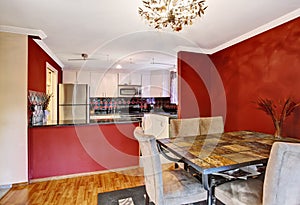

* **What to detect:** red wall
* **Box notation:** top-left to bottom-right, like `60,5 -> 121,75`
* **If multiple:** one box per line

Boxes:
178,17 -> 300,138
28,123 -> 139,179
28,37 -> 62,92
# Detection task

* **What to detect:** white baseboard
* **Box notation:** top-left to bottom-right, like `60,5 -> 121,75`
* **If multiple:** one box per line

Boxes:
29,166 -> 140,183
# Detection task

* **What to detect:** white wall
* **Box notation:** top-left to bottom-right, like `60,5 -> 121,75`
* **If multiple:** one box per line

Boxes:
0,32 -> 28,185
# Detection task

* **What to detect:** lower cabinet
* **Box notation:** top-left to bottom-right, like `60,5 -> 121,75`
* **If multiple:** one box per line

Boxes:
28,123 -> 139,179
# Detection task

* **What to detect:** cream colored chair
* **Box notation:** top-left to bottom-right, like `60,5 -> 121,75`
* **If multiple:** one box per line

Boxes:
134,127 -> 207,205
143,113 -> 169,139
200,116 -> 224,135
142,114 -> 172,165
170,117 -> 201,137
215,142 -> 300,205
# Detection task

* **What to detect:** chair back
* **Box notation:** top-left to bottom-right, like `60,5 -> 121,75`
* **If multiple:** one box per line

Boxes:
143,113 -> 169,139
263,142 -> 300,205
134,127 -> 164,204
170,118 -> 201,137
200,116 -> 224,135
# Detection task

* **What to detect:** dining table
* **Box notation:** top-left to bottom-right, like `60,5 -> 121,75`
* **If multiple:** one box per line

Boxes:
156,130 -> 300,205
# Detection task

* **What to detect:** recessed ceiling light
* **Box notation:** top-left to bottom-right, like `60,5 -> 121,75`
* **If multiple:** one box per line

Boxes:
116,64 -> 122,69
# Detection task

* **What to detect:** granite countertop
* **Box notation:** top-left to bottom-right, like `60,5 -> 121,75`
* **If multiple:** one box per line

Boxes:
29,117 -> 141,127
29,111 -> 177,127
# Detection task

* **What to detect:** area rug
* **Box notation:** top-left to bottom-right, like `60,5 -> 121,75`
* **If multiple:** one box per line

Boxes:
98,186 -> 154,205
98,185 -> 211,205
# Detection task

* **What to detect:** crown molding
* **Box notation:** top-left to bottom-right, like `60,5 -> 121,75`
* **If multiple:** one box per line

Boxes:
0,25 -> 64,68
176,8 -> 300,55
0,25 -> 47,39
33,39 -> 64,69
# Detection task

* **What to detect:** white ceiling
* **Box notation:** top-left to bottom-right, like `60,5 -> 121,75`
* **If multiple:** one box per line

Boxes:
0,0 -> 299,72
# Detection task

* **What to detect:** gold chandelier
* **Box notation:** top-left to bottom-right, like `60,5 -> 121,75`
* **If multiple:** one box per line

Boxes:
138,0 -> 207,31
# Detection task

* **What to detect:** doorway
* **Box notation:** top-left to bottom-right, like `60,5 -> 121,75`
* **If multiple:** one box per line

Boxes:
46,62 -> 58,121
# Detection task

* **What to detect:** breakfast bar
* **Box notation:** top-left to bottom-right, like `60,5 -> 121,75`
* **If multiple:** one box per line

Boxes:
28,119 -> 140,180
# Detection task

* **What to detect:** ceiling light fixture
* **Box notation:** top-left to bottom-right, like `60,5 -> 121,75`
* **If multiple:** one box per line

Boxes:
138,0 -> 207,31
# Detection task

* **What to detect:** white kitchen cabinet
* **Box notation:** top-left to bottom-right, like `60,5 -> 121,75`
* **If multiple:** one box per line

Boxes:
63,70 -> 90,84
141,72 -> 151,97
90,72 -> 103,97
118,72 -> 142,85
63,70 -> 118,97
150,70 -> 170,97
76,71 -> 90,84
91,72 -> 118,97
63,70 -> 77,83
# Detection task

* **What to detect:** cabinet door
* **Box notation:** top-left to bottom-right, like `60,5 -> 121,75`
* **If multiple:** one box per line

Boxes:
103,73 -> 118,97
141,73 -> 151,97
90,72 -> 118,97
118,72 -> 141,85
90,72 -> 103,97
76,71 -> 90,84
118,73 -> 130,85
150,70 -> 170,97
63,70 -> 91,85
130,73 -> 142,85
63,70 -> 77,83
161,70 -> 170,97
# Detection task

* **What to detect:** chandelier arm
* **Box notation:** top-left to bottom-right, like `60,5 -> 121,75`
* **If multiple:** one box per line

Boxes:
139,0 -> 206,31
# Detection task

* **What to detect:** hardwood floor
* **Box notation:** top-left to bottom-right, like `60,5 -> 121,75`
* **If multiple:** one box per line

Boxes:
0,167 -> 145,205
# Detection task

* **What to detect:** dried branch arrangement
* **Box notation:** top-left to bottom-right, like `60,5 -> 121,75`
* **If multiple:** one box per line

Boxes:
256,97 -> 300,138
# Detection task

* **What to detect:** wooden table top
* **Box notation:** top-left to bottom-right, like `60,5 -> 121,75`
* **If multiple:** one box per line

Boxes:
157,131 -> 300,174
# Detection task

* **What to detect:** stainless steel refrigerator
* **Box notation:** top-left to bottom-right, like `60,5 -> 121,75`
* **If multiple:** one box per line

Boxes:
58,84 -> 90,123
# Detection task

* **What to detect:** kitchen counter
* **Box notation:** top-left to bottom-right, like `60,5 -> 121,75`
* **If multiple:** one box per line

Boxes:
28,111 -> 177,179
30,111 -> 176,127
30,117 -> 141,127
28,119 -> 140,180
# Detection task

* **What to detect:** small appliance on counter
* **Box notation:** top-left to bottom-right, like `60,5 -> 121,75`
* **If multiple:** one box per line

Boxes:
58,84 -> 90,124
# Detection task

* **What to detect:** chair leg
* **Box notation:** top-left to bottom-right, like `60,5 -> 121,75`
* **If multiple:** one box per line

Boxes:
184,163 -> 188,171
145,192 -> 150,205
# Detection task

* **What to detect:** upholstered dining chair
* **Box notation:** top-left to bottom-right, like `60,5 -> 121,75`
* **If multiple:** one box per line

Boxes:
215,142 -> 300,205
134,127 -> 207,205
199,116 -> 224,135
170,117 -> 201,137
142,114 -> 179,166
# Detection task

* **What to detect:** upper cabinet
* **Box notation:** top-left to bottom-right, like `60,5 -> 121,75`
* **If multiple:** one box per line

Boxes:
141,72 -> 151,97
63,69 -> 171,98
63,70 -> 118,97
149,70 -> 170,97
63,70 -> 77,83
118,72 -> 142,85
76,71 -> 90,84
93,73 -> 118,97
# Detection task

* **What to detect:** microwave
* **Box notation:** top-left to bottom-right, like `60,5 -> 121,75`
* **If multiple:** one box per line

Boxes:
118,85 -> 142,97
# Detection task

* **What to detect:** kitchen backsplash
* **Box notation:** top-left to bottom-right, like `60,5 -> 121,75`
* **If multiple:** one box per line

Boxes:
90,97 -> 177,115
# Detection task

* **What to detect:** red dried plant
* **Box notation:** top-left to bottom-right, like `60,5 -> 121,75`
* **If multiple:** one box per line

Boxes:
256,97 -> 300,137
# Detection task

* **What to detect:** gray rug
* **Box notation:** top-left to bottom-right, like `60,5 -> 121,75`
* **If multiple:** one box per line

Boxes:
98,185 -> 214,205
98,186 -> 154,205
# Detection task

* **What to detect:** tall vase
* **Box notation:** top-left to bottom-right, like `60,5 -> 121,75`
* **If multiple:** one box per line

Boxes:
43,110 -> 49,124
274,120 -> 282,139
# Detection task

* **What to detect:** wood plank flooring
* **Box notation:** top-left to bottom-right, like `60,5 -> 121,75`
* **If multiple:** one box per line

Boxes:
0,167 -> 145,205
